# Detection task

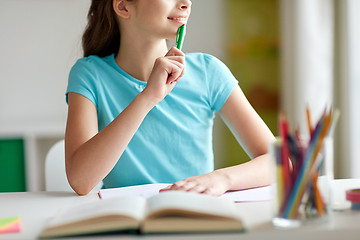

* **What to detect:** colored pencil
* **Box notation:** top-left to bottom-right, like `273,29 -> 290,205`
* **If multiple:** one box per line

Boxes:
275,108 -> 334,220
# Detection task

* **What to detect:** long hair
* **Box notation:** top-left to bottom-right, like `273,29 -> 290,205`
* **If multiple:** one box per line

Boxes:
82,0 -> 120,57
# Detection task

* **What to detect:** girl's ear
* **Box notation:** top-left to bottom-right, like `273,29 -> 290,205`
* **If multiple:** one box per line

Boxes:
113,0 -> 131,19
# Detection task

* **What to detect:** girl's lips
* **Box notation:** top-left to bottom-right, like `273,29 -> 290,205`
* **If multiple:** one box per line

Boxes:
168,16 -> 187,24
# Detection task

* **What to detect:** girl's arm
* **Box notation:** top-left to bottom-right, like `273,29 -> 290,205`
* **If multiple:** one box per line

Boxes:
161,85 -> 275,196
66,91 -> 155,195
65,47 -> 185,195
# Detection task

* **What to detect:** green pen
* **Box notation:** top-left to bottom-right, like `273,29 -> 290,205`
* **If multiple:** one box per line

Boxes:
176,24 -> 186,50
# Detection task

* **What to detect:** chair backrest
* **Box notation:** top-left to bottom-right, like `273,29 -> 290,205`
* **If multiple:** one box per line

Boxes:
45,140 -> 102,192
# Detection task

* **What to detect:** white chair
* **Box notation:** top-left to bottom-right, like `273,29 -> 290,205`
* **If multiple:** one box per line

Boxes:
45,139 -> 102,192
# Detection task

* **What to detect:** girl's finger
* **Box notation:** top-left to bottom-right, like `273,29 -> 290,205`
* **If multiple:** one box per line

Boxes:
188,184 -> 207,193
175,181 -> 196,191
166,64 -> 182,84
167,59 -> 185,82
165,46 -> 185,57
166,55 -> 186,65
159,185 -> 172,192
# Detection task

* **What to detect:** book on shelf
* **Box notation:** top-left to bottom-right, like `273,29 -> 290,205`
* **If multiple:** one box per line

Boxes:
40,191 -> 244,238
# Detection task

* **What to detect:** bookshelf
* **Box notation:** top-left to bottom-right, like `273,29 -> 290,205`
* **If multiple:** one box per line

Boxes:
0,120 -> 65,192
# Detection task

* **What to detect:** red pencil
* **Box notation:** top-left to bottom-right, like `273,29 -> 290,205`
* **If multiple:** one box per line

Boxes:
279,113 -> 291,197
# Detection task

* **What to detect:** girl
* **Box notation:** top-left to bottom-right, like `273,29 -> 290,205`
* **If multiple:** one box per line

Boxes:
65,0 -> 275,196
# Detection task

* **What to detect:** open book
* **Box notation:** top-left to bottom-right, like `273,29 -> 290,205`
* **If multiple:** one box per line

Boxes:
40,191 -> 244,238
98,183 -> 272,202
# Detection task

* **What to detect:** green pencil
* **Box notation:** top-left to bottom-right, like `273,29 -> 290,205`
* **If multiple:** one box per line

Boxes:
176,24 -> 186,50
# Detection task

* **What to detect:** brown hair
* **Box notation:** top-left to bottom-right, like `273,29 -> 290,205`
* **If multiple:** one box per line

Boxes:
82,0 -> 120,57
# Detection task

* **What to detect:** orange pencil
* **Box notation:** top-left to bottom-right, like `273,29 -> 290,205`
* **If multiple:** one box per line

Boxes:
306,106 -> 313,136
313,172 -> 325,216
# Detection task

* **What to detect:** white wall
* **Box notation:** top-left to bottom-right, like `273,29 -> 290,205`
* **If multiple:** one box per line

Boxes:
0,0 -> 90,129
184,0 -> 227,59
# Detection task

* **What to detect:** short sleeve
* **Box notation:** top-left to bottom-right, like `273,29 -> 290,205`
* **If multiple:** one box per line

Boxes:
203,54 -> 238,112
66,58 -> 98,107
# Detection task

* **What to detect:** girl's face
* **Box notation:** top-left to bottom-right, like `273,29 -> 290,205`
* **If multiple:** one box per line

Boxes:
129,0 -> 192,40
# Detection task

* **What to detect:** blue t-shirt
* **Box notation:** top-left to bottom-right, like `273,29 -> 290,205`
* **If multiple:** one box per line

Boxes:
67,53 -> 238,188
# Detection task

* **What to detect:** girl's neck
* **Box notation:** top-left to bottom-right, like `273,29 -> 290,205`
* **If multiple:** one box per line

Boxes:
115,38 -> 168,82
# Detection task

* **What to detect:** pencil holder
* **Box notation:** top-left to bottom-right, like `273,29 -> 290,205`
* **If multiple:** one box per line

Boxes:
269,136 -> 334,228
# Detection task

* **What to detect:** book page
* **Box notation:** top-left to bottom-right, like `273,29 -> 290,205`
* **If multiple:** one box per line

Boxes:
99,183 -> 271,202
145,191 -> 242,220
98,183 -> 170,199
220,185 -> 272,202
46,196 -> 147,228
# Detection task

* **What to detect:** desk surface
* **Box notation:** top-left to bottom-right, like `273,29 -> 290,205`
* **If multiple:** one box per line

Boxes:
1,179 -> 360,240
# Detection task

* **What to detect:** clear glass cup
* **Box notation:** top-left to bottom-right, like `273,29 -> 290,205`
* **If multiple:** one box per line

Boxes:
269,136 -> 334,228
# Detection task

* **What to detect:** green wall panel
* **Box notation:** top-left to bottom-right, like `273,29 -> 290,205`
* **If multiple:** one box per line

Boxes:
219,0 -> 280,168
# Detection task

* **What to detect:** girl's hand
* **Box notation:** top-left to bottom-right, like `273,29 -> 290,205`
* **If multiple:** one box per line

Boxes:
160,170 -> 232,196
142,47 -> 185,105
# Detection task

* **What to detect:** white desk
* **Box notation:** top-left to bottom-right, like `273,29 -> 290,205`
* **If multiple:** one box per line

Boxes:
1,179 -> 360,240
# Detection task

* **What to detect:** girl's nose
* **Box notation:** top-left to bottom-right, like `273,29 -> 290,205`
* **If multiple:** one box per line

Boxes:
179,0 -> 192,10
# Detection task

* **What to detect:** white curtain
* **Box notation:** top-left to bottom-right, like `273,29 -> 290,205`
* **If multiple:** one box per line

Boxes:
335,0 -> 360,178
281,0 -> 360,178
280,0 -> 333,132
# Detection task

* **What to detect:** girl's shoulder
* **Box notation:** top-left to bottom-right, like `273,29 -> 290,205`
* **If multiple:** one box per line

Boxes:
185,52 -> 231,75
70,54 -> 115,77
73,54 -> 112,69
185,52 -> 228,69
185,52 -> 220,63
